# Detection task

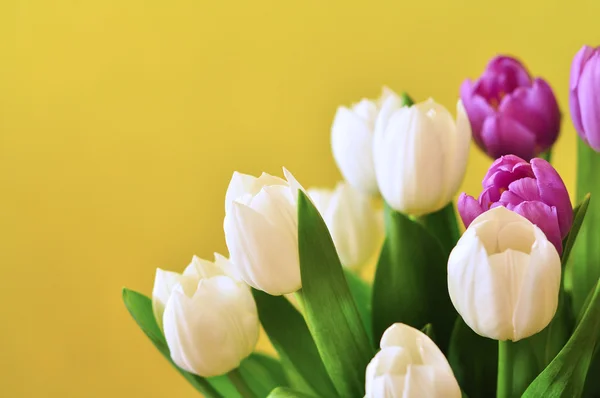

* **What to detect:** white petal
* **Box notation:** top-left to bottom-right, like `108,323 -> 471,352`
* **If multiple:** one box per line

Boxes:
374,90 -> 404,138
444,100 -> 472,199
511,227 -> 561,341
352,98 -> 378,128
225,172 -> 257,213
307,187 -> 334,216
183,255 -> 223,279
152,268 -> 183,330
331,106 -> 378,194
402,365 -> 436,398
283,167 -> 306,203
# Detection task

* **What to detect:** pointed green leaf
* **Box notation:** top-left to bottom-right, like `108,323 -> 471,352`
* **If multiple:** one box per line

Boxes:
421,323 -> 436,341
297,191 -> 374,398
344,270 -> 374,347
572,139 -> 600,315
252,289 -> 338,397
372,205 -> 456,352
448,318 -> 497,398
122,288 -> 286,398
523,279 -> 600,397
267,387 -> 318,398
562,193 -> 591,268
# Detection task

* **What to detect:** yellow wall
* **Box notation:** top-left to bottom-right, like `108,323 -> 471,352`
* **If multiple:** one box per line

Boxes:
0,0 -> 593,396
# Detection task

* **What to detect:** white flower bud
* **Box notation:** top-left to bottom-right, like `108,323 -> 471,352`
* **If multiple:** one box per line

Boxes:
447,206 -> 561,341
331,87 -> 399,195
373,99 -> 471,216
365,323 -> 461,398
308,182 -> 382,270
224,168 -> 305,295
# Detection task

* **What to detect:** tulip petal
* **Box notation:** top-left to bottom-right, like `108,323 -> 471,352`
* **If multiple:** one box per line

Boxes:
152,268 -> 183,330
403,365 -> 436,398
569,46 -> 595,135
225,172 -> 285,212
444,101 -> 472,202
505,177 -> 541,201
577,52 -> 600,151
512,227 -> 561,341
283,167 -> 306,203
480,115 -> 537,160
512,201 -> 563,254
459,79 -> 496,146
457,193 -> 484,227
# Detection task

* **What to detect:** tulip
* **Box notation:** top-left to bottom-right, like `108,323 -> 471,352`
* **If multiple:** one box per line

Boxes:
448,206 -> 561,341
458,155 -> 572,254
163,275 -> 259,377
331,87 -> 401,195
569,45 -> 600,152
365,323 -> 461,398
460,55 -> 561,160
372,98 -> 471,216
152,254 -> 233,330
224,168 -> 305,295
307,182 -> 383,270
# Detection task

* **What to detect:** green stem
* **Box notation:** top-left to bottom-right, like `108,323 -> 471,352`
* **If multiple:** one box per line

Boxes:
497,340 -> 514,398
419,201 -> 461,255
227,368 -> 256,398
539,149 -> 552,163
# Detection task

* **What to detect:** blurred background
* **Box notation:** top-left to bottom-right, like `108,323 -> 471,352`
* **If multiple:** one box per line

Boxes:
0,0 -> 597,396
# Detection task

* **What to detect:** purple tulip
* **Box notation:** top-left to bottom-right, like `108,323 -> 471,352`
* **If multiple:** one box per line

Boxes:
569,45 -> 600,152
458,155 -> 572,254
460,56 -> 561,160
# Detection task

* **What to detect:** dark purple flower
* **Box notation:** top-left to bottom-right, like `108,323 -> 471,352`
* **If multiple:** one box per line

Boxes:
569,45 -> 600,152
460,56 -> 561,160
458,155 -> 572,254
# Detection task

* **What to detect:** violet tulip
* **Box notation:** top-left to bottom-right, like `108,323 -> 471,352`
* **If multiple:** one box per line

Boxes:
570,45 -> 600,152
458,155 -> 572,254
460,56 -> 561,160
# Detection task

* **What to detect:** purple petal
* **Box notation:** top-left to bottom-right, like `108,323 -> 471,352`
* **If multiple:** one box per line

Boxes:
460,79 -> 496,148
499,79 -> 561,152
480,56 -> 532,97
458,193 -> 484,228
507,177 -> 541,201
513,201 -> 563,255
479,115 -> 538,160
483,158 -> 534,191
531,158 -> 573,238
570,46 -> 596,136
577,52 -> 600,152
478,186 -> 501,209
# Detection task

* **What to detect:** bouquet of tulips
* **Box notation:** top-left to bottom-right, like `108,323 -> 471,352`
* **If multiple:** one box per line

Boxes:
123,47 -> 600,398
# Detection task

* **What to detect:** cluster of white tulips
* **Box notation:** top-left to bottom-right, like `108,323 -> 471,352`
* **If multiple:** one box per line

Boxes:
125,74 -> 600,398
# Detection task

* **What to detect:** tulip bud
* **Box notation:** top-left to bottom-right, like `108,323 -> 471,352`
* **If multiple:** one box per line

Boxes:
372,99 -> 471,216
307,182 -> 383,270
448,206 -> 561,341
569,45 -> 600,152
331,87 -> 400,195
460,55 -> 561,160
163,275 -> 259,377
458,155 -> 572,254
365,323 -> 461,398
224,168 -> 305,295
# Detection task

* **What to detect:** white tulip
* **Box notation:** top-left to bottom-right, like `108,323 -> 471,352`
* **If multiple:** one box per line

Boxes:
373,99 -> 471,216
365,323 -> 461,398
163,275 -> 259,377
307,182 -> 382,270
331,87 -> 400,195
447,206 -> 561,341
224,168 -> 305,295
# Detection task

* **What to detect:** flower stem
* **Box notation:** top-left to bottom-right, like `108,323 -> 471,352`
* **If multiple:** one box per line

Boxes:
227,368 -> 256,398
497,340 -> 514,398
539,149 -> 552,163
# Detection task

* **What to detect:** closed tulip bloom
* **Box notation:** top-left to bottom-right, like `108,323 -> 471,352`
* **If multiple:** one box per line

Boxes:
458,155 -> 572,254
372,99 -> 471,216
331,87 -> 399,195
224,168 -> 305,295
308,182 -> 382,270
461,56 -> 561,160
365,323 -> 461,398
448,207 -> 561,341
163,275 -> 259,377
569,45 -> 600,152
152,254 -> 233,330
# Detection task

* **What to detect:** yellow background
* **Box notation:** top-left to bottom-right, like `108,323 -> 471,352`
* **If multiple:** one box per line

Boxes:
0,0 -> 595,396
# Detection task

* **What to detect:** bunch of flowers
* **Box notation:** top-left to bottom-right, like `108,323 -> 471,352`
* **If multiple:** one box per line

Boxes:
123,47 -> 600,398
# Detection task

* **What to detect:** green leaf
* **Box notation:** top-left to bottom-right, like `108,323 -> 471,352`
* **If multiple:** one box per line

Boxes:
297,191 -> 374,398
448,318 -> 497,398
267,387 -> 318,398
522,279 -> 600,397
372,204 -> 456,352
562,193 -> 591,269
419,202 -> 461,255
344,270 -> 374,347
572,139 -> 600,316
421,323 -> 436,341
252,289 -> 338,397
122,288 -> 286,398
